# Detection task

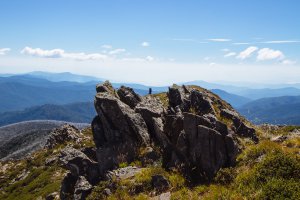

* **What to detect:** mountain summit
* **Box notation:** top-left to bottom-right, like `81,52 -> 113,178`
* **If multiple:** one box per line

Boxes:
0,81 -> 299,200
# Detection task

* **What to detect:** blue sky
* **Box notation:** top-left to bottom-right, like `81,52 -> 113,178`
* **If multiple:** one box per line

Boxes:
0,0 -> 300,85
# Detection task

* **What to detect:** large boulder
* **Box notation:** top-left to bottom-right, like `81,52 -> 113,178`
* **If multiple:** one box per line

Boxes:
92,83 -> 150,176
59,147 -> 100,184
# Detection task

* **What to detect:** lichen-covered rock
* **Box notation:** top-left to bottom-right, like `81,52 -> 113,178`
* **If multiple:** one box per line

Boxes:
45,124 -> 81,149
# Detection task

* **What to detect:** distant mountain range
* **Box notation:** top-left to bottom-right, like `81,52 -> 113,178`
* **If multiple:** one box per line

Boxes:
211,89 -> 251,108
238,96 -> 300,125
0,102 -> 96,126
1,71 -> 300,125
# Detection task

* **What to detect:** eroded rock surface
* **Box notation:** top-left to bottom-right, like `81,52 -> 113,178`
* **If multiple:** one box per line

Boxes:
91,82 -> 257,183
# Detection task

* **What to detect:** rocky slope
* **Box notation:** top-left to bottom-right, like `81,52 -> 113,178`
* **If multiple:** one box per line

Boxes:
0,81 -> 299,200
0,121 -> 89,161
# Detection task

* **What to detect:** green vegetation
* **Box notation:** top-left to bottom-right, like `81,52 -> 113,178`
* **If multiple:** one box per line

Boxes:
0,127 -> 95,200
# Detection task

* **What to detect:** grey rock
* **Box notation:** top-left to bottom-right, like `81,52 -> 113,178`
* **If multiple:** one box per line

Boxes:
190,89 -> 215,115
106,166 -> 142,181
117,86 -> 142,108
60,173 -> 77,200
73,176 -> 93,200
94,92 -> 150,146
168,85 -> 184,108
96,80 -> 115,94
45,124 -> 80,149
59,147 -> 100,184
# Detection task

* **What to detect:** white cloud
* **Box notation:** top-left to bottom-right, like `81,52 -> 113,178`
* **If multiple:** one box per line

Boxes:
141,42 -> 150,47
21,47 -> 107,60
262,40 -> 300,44
101,44 -> 112,49
257,48 -> 285,61
282,59 -> 296,65
209,62 -> 216,66
108,48 -> 126,55
146,56 -> 154,61
169,38 -> 208,44
0,48 -> 11,55
224,52 -> 236,58
233,42 -> 250,45
236,46 -> 258,59
208,38 -> 231,42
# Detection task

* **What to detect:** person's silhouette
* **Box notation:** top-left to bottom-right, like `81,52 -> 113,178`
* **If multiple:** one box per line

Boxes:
149,88 -> 152,95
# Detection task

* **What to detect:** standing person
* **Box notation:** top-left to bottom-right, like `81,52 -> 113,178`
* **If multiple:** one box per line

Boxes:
149,88 -> 152,95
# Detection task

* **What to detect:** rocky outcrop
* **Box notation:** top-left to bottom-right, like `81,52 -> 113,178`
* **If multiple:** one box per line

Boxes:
221,109 -> 258,142
59,147 -> 100,200
92,87 -> 150,176
91,82 -> 257,183
45,124 -> 81,149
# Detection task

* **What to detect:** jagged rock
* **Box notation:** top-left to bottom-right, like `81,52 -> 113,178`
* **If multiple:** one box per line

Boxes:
81,147 -> 97,162
106,166 -> 142,181
93,91 -> 150,175
151,175 -> 170,192
220,109 -> 239,119
91,83 -> 252,183
73,176 -> 93,200
60,173 -> 77,200
232,118 -> 258,143
168,85 -> 184,108
59,147 -> 100,185
94,92 -> 150,146
96,80 -> 115,94
186,125 -> 236,180
45,124 -> 81,149
221,109 -> 258,142
190,89 -> 215,115
117,86 -> 142,108
135,96 -> 164,119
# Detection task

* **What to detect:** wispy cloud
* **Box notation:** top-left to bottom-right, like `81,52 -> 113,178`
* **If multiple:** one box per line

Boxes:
21,47 -> 107,60
261,40 -> 300,44
141,41 -> 150,47
236,46 -> 258,59
208,38 -> 231,42
224,52 -> 236,58
257,48 -> 285,61
233,42 -> 250,45
108,48 -> 126,55
122,56 -> 155,62
168,38 -> 207,44
0,48 -> 11,55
